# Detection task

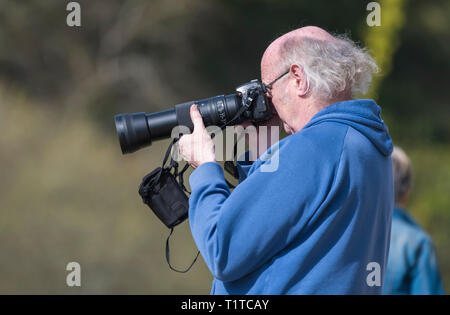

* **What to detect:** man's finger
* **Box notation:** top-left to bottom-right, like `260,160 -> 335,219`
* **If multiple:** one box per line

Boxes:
190,104 -> 205,132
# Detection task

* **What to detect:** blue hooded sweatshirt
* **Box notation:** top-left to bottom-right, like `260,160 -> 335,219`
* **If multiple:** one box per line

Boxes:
188,99 -> 394,294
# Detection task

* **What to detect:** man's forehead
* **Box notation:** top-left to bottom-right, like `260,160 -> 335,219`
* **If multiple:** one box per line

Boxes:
261,43 -> 283,81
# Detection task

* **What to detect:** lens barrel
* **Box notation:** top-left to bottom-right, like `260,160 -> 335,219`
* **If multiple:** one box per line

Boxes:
114,94 -> 240,154
114,113 -> 150,154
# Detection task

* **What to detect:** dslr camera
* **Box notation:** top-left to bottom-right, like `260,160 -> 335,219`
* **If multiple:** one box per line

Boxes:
114,79 -> 273,154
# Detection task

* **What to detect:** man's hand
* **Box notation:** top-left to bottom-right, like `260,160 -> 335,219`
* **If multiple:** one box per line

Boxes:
178,105 -> 216,168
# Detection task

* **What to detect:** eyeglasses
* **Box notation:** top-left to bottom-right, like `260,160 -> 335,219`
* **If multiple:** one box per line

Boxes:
264,70 -> 289,97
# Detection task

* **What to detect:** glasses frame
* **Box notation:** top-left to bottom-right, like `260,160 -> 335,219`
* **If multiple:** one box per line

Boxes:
264,70 -> 290,97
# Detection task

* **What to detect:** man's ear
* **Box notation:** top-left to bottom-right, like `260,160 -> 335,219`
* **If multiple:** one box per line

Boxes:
290,64 -> 308,96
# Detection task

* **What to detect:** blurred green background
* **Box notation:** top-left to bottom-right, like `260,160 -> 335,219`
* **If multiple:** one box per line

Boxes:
0,0 -> 449,294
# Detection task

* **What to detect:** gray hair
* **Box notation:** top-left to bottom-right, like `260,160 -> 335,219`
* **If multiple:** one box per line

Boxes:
392,146 -> 413,204
278,34 -> 379,100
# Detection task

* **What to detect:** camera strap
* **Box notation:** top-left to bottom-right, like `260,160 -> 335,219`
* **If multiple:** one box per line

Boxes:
163,137 -> 191,194
166,227 -> 200,273
164,138 -> 201,273
216,105 -> 250,187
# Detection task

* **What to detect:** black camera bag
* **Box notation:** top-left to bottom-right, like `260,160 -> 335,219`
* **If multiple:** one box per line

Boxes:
138,138 -> 199,272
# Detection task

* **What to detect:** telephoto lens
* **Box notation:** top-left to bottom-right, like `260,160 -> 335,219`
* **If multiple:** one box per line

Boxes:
115,79 -> 272,154
114,94 -> 241,154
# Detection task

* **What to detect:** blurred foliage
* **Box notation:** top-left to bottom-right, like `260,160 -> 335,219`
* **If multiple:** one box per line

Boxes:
363,0 -> 406,99
0,0 -> 449,293
0,86 -> 211,293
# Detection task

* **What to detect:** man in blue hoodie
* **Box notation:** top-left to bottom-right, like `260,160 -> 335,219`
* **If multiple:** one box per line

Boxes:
178,26 -> 394,294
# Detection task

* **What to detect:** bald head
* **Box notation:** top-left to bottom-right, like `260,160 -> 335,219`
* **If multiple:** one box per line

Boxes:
261,26 -> 335,81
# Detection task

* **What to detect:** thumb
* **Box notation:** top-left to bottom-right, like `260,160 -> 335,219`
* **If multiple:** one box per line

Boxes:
190,104 -> 205,131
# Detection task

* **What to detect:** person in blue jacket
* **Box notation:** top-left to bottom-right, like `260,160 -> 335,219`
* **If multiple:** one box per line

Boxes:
382,146 -> 444,295
178,26 -> 394,294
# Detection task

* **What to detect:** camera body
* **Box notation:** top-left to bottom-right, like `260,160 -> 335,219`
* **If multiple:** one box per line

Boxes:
114,79 -> 273,154
235,79 -> 273,123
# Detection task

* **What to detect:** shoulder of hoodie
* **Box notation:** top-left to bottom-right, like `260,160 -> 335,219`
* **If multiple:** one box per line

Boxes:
274,121 -> 350,169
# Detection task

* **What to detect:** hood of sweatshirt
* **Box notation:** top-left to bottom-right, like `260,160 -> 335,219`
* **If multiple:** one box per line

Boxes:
303,99 -> 393,156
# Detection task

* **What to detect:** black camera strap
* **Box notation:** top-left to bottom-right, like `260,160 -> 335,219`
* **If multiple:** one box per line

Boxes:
163,137 -> 191,194
216,104 -> 251,187
166,227 -> 200,273
162,138 -> 201,273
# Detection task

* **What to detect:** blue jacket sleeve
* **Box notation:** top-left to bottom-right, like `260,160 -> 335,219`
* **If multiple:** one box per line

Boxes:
188,138 -> 331,282
410,237 -> 445,294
